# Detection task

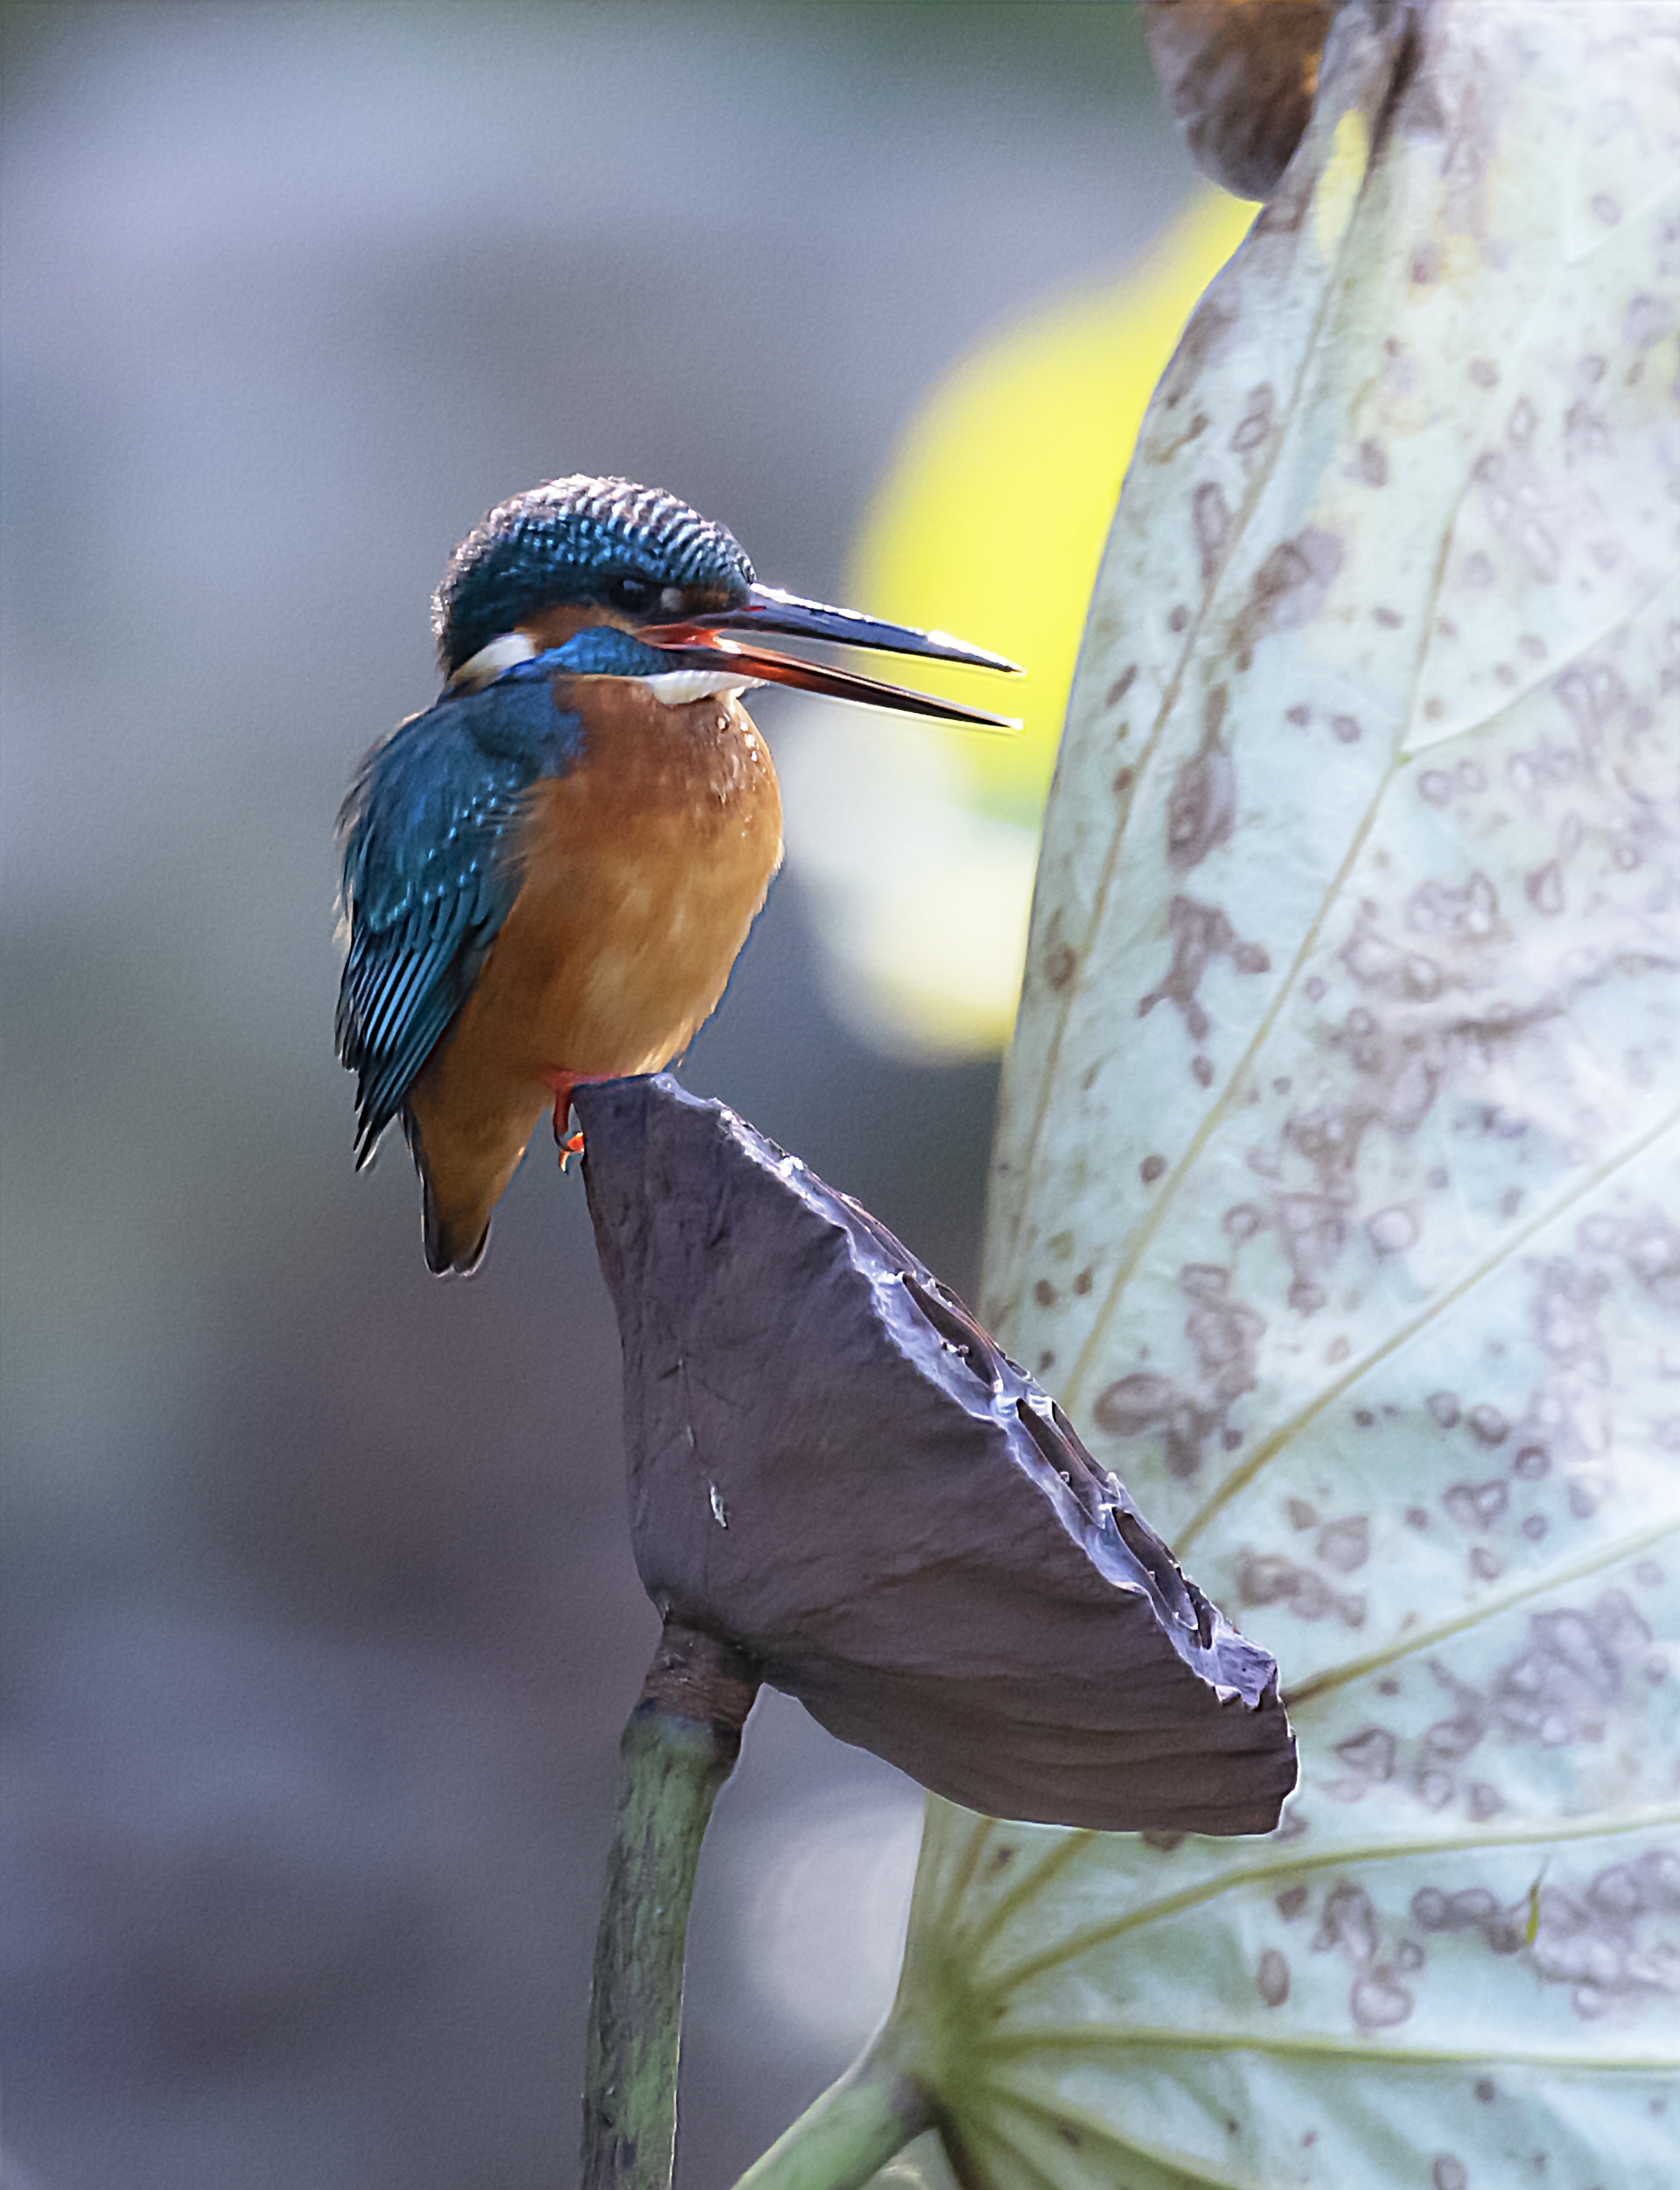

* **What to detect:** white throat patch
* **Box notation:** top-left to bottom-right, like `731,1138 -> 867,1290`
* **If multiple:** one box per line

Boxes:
635,670 -> 758,707
447,632 -> 754,708
446,631 -> 539,691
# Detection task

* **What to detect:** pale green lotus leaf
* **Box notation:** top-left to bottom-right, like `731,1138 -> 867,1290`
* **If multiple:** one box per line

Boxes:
737,2 -> 1680,2185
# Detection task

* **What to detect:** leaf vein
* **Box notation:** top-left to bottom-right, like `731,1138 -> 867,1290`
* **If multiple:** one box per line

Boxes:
985,2027 -> 1680,2074
1177,1101 -> 1680,1549
1285,1511 -> 1680,1708
988,2081 -> 1262,2190
971,1804 -> 1680,1999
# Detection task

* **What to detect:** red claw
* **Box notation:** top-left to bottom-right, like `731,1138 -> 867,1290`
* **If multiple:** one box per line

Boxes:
548,1070 -> 607,1169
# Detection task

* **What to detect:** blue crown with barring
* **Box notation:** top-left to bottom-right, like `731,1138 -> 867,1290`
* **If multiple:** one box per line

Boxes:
434,475 -> 755,676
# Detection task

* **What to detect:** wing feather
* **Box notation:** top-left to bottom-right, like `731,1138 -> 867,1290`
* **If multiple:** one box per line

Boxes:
336,671 -> 582,1163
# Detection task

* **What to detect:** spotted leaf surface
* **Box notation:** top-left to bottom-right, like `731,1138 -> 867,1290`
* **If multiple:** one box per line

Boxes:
916,1 -> 1680,2183
739,4 -> 1680,2186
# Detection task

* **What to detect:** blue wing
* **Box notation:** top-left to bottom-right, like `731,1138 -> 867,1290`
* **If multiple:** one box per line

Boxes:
336,667 -> 584,1165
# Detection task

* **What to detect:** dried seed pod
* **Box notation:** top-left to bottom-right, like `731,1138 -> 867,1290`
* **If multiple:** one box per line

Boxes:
576,1075 -> 1295,1834
1144,0 -> 1337,200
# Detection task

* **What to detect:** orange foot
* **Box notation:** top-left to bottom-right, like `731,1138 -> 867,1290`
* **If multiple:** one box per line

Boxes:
545,1070 -> 611,1170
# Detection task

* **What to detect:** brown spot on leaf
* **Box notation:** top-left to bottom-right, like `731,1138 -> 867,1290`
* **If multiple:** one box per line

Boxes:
1165,683 -> 1244,862
1230,383 -> 1276,454
1154,296 -> 1235,418
1318,1515 -> 1370,1573
1192,480 -> 1231,578
1334,1726 -> 1395,1779
1408,869 -> 1503,946
1626,293 -> 1675,350
1094,1371 -> 1178,1435
1368,1206 -> 1418,1255
1257,1947 -> 1290,2006
1314,1879 -> 1380,1961
1094,1273 -> 1261,1483
1230,527 -> 1345,670
1356,439 -> 1388,486
1352,1968 -> 1414,2028
1140,1828 -> 1185,1852
1526,859 -> 1564,914
1236,1550 -> 1363,1625
1139,896 -> 1269,1039
1444,1478 -> 1509,1530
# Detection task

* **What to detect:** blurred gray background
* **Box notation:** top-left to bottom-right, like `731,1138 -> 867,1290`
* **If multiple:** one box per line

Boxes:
0,6 -> 1192,2184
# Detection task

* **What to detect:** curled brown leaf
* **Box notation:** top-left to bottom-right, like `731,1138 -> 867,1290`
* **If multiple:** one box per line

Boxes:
1144,0 -> 1337,199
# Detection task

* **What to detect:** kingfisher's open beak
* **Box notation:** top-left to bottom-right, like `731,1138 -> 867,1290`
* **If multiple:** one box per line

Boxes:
639,585 -> 1023,731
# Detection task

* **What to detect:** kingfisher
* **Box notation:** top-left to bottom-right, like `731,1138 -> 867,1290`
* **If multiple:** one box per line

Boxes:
337,474 -> 1020,1274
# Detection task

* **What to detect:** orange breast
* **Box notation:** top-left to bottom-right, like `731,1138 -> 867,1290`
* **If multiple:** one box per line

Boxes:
404,676 -> 782,1266
502,679 -> 782,1072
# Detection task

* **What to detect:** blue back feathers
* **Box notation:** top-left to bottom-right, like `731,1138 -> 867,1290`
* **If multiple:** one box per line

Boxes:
434,474 -> 754,675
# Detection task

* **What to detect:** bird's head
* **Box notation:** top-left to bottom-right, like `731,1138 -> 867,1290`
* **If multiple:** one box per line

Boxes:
433,474 -> 1020,729
434,475 -> 754,673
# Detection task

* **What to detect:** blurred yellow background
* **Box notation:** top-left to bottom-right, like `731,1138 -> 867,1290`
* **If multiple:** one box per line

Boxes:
784,189 -> 1252,1058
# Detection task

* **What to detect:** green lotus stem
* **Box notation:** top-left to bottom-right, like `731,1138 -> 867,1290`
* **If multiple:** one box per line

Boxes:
580,1622 -> 761,2189
731,2041 -> 932,2190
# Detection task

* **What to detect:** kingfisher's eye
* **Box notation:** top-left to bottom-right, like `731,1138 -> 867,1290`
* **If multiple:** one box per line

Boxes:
605,573 -> 656,614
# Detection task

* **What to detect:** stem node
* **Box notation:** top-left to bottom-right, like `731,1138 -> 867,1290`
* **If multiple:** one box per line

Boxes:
580,1621 -> 761,2190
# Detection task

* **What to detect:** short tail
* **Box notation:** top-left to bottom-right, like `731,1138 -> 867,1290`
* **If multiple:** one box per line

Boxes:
401,1086 -> 542,1279
401,1104 -> 493,1275
421,1174 -> 492,1277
